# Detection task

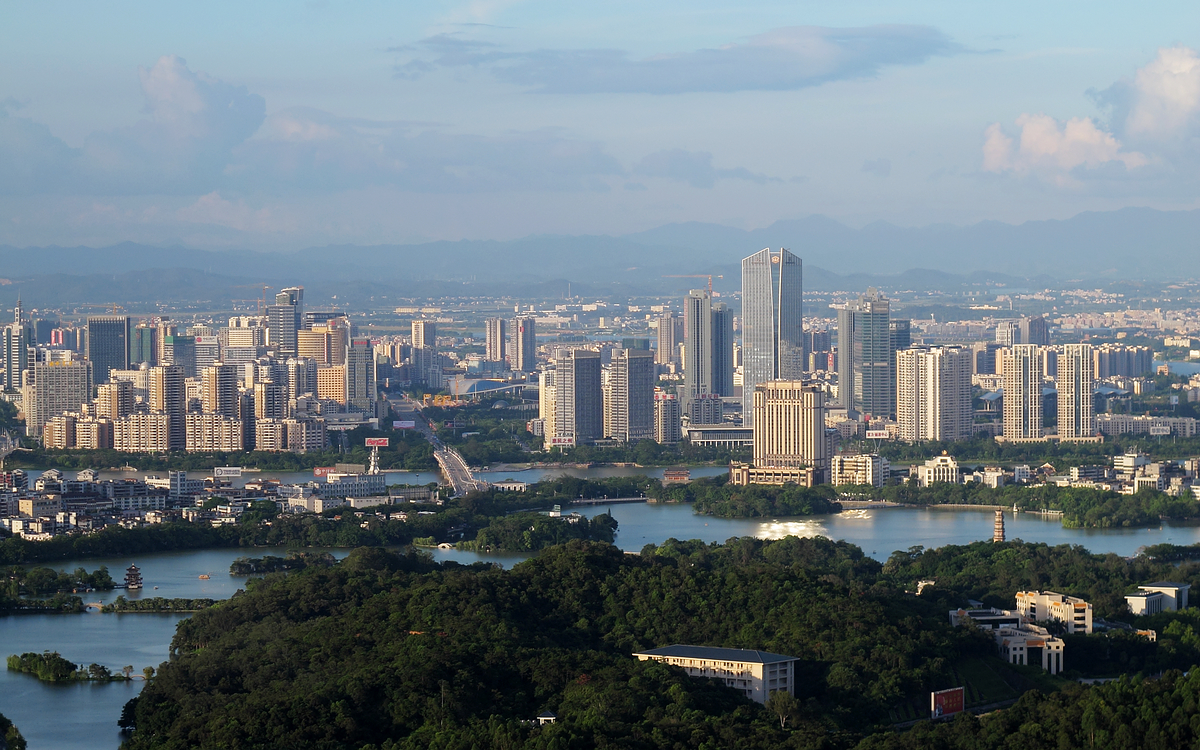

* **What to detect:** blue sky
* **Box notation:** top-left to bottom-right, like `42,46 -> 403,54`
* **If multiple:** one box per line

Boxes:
3,1 -> 1200,249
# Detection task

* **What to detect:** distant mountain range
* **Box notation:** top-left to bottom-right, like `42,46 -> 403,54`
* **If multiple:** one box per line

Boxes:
1,206 -> 1194,308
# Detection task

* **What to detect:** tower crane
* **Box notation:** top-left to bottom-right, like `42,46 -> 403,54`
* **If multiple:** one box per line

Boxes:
662,275 -> 723,295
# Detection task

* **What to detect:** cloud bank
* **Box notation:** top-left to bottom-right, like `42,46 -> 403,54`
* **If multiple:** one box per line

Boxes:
395,25 -> 963,94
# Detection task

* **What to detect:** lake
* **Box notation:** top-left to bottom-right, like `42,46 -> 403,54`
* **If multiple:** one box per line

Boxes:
8,500 -> 1200,748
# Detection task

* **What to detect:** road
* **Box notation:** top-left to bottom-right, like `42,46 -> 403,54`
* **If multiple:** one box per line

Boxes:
393,396 -> 487,496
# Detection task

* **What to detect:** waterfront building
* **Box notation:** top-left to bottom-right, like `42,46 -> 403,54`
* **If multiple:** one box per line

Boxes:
633,645 -> 798,704
829,453 -> 888,487
916,454 -> 961,486
184,413 -> 244,452
741,248 -> 803,425
604,349 -> 655,442
23,360 -> 92,438
124,564 -> 142,590
554,349 -> 602,446
1058,344 -> 1096,441
895,346 -> 973,442
539,369 -> 557,440
731,380 -> 827,486
837,289 -> 892,419
654,392 -> 681,445
1000,345 -> 1046,442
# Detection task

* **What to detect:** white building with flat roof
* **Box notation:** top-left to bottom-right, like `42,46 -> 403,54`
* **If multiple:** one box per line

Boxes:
1015,591 -> 1093,633
632,644 -> 798,704
1126,582 -> 1190,615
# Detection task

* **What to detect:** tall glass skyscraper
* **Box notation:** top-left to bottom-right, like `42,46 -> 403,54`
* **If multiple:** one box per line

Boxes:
741,248 -> 803,426
836,289 -> 892,419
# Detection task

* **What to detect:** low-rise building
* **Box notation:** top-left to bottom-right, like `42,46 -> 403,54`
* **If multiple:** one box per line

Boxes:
949,607 -> 1065,674
632,644 -> 798,704
915,454 -> 961,486
1015,591 -> 1093,633
830,453 -> 888,488
1126,582 -> 1191,615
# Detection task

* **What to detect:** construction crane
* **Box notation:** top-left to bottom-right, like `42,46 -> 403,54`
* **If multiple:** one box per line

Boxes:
232,284 -> 272,313
662,275 -> 723,295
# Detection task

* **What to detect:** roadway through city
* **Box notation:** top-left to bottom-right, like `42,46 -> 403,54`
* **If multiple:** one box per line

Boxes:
393,396 -> 487,496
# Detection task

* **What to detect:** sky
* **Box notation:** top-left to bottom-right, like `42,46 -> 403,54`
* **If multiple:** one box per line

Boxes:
4,1 -> 1200,250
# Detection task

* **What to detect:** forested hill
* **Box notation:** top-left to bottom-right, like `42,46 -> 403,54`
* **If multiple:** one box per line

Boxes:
121,538 -> 1200,749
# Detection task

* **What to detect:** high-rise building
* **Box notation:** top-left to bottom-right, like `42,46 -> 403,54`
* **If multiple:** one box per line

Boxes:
297,320 -> 349,365
750,380 -> 829,483
995,321 -> 1019,346
114,412 -> 175,452
683,289 -> 713,411
512,318 -> 537,373
711,303 -> 735,398
653,392 -> 682,445
287,357 -> 317,398
554,349 -> 602,446
889,320 -> 912,352
1058,344 -> 1095,441
276,286 -> 304,326
185,413 -> 244,452
317,365 -> 347,403
837,289 -> 892,419
254,381 -> 285,420
741,248 -> 803,426
972,342 -> 1004,375
1021,317 -> 1051,347
95,380 -> 135,420
267,304 -> 299,358
895,346 -> 973,442
131,324 -> 157,366
3,304 -> 30,392
1001,345 -> 1046,442
485,318 -> 507,363
604,349 -> 655,442
160,331 -> 196,378
86,315 -> 130,386
411,320 -> 437,349
1093,344 -> 1154,378
539,369 -> 557,440
201,363 -> 239,418
148,365 -> 185,414
345,337 -> 377,413
23,360 -> 92,438
655,313 -> 683,366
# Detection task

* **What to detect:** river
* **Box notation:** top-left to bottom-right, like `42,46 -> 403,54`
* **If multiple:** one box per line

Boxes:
7,498 -> 1200,748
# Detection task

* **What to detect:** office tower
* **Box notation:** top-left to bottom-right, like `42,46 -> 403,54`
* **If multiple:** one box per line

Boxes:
191,328 -> 220,368
86,315 -> 130,386
254,381 -> 285,420
711,303 -> 735,398
622,338 -> 650,351
298,319 -> 349,365
683,289 -> 713,412
304,309 -> 343,329
94,380 -> 135,420
411,320 -> 436,349
131,324 -> 157,365
161,332 -> 196,377
23,360 -> 92,438
539,369 -> 557,439
1058,344 -> 1095,440
741,248 -> 804,426
837,289 -> 892,419
267,304 -> 298,358
1001,344 -> 1045,441
317,366 -> 348,403
33,317 -> 56,345
751,381 -> 829,483
512,317 -> 537,373
3,305 -> 30,392
995,321 -> 1019,346
276,286 -> 305,326
807,329 -> 832,354
554,349 -> 602,445
656,313 -> 683,366
201,363 -> 239,419
895,346 -> 973,442
485,318 -> 507,362
287,357 -> 317,398
653,392 -> 682,444
345,337 -> 377,412
604,349 -> 655,442
1020,317 -> 1051,347
890,320 -> 912,351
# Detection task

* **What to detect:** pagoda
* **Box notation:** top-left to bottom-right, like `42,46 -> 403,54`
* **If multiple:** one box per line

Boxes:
125,563 -> 143,590
992,511 -> 1006,543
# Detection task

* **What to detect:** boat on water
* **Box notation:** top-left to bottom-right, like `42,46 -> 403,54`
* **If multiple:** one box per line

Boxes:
198,574 -> 210,580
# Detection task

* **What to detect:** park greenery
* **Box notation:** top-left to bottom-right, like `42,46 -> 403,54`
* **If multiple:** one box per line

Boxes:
6,652 -> 133,682
229,552 -> 336,576
458,511 -> 617,552
101,596 -> 217,613
115,535 -> 1200,749
868,433 -> 1200,470
0,711 -> 25,750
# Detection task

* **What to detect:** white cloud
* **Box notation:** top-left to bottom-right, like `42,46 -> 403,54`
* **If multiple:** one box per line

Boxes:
176,192 -> 290,232
1102,46 -> 1200,140
982,114 -> 1147,180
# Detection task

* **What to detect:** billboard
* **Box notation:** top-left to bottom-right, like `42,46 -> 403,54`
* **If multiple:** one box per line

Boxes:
394,420 -> 416,429
365,437 -> 390,447
213,467 -> 242,478
549,437 -> 575,446
930,687 -> 964,720
1149,425 -> 1172,436
194,335 -> 219,345
313,467 -> 337,477
865,430 -> 890,439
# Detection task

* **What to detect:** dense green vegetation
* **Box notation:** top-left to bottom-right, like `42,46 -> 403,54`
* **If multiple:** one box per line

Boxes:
229,552 -> 336,576
6,652 -> 127,682
872,482 -> 1199,528
547,439 -> 750,467
101,596 -> 216,613
675,480 -> 843,518
0,710 -> 25,750
459,512 -> 617,552
121,539 -> 986,749
2,564 -> 113,595
869,433 -> 1200,470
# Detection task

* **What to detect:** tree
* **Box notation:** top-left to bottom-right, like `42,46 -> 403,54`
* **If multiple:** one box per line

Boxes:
142,666 -> 155,681
765,689 -> 799,729
122,665 -> 134,679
